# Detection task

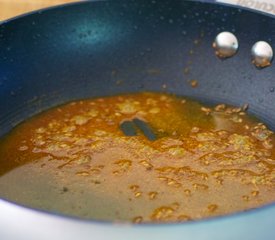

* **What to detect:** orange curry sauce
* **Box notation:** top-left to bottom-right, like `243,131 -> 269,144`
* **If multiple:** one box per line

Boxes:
0,92 -> 274,223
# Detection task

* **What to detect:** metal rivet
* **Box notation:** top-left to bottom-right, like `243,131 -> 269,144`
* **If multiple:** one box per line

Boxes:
251,41 -> 273,68
213,31 -> 239,58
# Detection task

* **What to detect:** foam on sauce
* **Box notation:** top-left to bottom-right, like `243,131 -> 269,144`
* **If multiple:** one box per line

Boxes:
0,92 -> 274,223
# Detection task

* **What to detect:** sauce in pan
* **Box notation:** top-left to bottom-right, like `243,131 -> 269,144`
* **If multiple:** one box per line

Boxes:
0,92 -> 274,223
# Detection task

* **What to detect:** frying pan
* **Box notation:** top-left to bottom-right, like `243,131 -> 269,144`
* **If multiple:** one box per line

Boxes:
0,0 -> 275,239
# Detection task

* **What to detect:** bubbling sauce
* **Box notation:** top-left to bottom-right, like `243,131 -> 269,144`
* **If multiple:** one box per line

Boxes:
0,92 -> 274,223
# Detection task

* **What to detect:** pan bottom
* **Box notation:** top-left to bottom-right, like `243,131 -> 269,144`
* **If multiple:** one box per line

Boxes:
0,92 -> 274,223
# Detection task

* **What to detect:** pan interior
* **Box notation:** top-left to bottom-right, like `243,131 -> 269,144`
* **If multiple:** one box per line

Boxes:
0,0 -> 275,222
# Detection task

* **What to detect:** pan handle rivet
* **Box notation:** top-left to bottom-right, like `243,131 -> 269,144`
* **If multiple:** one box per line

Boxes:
251,41 -> 273,68
213,31 -> 238,58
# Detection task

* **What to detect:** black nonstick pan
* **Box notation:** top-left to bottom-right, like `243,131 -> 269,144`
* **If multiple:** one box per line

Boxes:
0,0 -> 274,239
